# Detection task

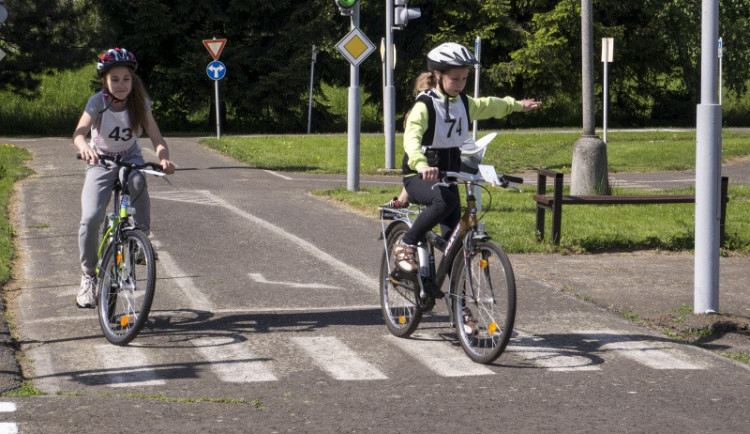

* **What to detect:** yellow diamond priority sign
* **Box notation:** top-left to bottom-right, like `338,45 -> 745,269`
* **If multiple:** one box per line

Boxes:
335,27 -> 376,67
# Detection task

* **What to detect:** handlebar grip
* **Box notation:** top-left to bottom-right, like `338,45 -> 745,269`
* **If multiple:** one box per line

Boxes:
501,174 -> 524,185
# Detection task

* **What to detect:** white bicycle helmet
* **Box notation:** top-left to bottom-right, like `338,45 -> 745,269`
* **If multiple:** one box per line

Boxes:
426,42 -> 479,121
426,42 -> 479,71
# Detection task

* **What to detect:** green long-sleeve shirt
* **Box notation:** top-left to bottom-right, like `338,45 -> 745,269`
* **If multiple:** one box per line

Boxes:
403,90 -> 522,173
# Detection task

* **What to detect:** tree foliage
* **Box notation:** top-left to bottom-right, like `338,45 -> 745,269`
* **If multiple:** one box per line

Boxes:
1,0 -> 749,132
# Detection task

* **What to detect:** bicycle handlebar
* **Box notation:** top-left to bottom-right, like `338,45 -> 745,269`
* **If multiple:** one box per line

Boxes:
421,170 -> 524,189
76,153 -> 164,173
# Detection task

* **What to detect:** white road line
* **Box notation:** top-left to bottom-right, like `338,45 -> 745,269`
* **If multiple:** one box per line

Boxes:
192,337 -> 278,382
0,423 -> 17,434
0,403 -> 15,412
292,336 -> 387,380
387,334 -> 495,377
508,332 -> 601,371
580,331 -> 705,370
149,190 -> 223,205
202,191 -> 375,288
95,345 -> 166,387
263,169 -> 293,180
154,247 -> 213,311
248,272 -> 343,290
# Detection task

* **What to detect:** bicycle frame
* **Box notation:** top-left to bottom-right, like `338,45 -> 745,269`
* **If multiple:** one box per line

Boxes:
92,156 -> 162,274
380,176 -> 491,323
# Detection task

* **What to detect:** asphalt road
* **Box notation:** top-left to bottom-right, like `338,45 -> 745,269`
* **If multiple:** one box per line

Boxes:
1,137 -> 748,433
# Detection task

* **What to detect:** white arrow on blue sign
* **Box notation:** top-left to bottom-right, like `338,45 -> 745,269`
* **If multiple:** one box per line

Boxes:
206,60 -> 226,80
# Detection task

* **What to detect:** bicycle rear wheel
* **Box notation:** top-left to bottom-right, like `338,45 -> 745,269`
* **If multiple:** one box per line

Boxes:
450,240 -> 516,364
380,222 -> 423,337
97,228 -> 156,345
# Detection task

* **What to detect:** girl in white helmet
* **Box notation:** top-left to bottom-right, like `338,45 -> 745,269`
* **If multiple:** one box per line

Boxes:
394,42 -> 540,273
72,47 -> 175,308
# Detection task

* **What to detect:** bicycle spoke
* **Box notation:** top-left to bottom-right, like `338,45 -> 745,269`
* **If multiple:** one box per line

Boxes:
451,241 -> 516,364
380,222 -> 423,337
97,229 -> 156,345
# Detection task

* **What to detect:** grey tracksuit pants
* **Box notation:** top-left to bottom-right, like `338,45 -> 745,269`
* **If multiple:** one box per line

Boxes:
78,153 -> 150,274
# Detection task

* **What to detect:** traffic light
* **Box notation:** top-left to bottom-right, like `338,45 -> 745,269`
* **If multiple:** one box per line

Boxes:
394,0 -> 420,30
335,0 -> 359,16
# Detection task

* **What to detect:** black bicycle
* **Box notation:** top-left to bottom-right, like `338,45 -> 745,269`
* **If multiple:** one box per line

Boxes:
379,170 -> 520,364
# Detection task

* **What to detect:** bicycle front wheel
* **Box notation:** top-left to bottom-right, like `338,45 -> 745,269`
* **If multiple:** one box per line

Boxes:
97,228 -> 156,345
450,240 -> 516,364
380,222 -> 422,337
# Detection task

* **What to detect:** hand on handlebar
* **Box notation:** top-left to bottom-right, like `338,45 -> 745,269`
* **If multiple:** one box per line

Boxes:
78,147 -> 99,165
419,166 -> 440,182
160,159 -> 176,175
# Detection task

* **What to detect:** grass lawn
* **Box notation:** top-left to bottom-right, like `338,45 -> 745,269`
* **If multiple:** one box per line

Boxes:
200,130 -> 750,255
0,144 -> 33,285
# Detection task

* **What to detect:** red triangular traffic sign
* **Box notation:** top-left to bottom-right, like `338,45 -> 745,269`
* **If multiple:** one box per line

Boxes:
202,39 -> 227,61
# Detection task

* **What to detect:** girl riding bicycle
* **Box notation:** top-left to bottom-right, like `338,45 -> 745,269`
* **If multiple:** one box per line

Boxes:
72,47 -> 175,308
394,42 -> 540,273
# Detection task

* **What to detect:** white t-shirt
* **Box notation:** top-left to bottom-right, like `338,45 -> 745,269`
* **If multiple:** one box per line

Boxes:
84,91 -> 151,154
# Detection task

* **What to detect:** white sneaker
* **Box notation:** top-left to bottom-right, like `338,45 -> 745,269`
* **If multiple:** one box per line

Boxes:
76,274 -> 97,309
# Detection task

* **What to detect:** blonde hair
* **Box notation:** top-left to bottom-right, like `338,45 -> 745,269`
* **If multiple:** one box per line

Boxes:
413,72 -> 436,96
404,72 -> 438,129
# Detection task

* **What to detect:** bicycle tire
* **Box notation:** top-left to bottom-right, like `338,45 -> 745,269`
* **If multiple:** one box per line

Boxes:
97,228 -> 156,345
450,240 -> 516,364
380,221 -> 423,337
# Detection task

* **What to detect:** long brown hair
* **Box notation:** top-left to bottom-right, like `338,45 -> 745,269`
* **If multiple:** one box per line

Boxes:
102,68 -> 150,134
125,72 -> 149,134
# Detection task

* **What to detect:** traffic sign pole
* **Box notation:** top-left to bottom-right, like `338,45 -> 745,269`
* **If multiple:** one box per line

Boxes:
214,81 -> 221,138
383,0 -> 396,169
347,3 -> 361,191
601,38 -> 614,144
203,38 -> 227,139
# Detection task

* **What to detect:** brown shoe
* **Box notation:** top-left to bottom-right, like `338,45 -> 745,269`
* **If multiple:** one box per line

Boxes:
385,197 -> 410,209
394,242 -> 418,273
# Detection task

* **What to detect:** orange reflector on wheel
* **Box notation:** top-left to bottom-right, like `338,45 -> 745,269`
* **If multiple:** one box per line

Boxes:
479,259 -> 488,268
398,316 -> 406,324
488,322 -> 498,335
116,252 -> 122,266
120,315 -> 130,327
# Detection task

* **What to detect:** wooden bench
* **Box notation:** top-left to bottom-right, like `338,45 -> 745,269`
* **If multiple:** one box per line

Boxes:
533,168 -> 729,245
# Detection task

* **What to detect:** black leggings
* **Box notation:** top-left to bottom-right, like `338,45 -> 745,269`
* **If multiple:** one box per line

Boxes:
402,175 -> 461,245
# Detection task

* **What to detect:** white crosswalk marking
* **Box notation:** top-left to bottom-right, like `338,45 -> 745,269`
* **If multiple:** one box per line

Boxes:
95,345 -> 166,387
579,331 -> 705,370
0,423 -> 18,434
148,189 -> 223,206
0,403 -> 17,434
387,334 -> 496,377
192,337 -> 278,382
291,337 -> 388,380
509,332 -> 601,371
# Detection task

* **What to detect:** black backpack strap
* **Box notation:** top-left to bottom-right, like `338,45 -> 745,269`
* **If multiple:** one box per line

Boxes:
459,92 -> 471,125
415,93 -> 436,148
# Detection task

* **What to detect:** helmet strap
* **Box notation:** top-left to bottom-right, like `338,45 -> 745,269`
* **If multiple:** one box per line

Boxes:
437,73 -> 452,122
98,87 -> 123,114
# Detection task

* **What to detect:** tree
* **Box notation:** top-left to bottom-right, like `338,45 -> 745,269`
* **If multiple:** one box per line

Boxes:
0,0 -> 96,94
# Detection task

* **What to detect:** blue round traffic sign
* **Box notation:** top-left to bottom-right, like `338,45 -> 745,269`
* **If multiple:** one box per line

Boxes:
206,61 -> 226,81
